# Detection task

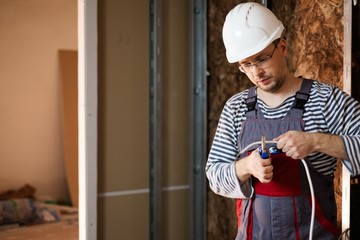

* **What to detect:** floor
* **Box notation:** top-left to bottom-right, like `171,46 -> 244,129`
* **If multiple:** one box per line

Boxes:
0,213 -> 78,240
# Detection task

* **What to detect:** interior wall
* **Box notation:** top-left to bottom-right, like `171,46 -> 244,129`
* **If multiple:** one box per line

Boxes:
0,0 -> 77,201
97,0 -> 191,239
161,0 -> 191,238
97,0 -> 150,238
207,0 -> 344,239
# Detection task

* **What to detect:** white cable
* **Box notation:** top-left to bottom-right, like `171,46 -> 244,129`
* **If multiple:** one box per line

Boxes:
238,141 -> 315,239
301,159 -> 315,240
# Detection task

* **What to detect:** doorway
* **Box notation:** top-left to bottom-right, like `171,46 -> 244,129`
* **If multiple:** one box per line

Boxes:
0,0 -> 79,239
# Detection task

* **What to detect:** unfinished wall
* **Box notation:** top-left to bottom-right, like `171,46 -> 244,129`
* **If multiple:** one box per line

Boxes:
97,0 -> 150,238
207,0 -> 343,239
0,0 -> 77,202
97,0 -> 191,239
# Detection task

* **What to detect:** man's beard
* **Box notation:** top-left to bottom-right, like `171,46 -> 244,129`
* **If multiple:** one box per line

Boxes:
258,74 -> 286,93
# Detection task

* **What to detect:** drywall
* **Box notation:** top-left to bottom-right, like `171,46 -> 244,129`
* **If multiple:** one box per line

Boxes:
97,0 -> 191,239
97,0 -> 150,238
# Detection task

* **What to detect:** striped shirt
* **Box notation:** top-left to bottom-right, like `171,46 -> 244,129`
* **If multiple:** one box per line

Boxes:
206,80 -> 360,199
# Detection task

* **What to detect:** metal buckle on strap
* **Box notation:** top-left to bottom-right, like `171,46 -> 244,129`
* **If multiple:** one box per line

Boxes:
246,96 -> 257,111
294,92 -> 309,109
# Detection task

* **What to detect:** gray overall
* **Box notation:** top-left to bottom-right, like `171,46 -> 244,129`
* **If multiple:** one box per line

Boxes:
236,79 -> 338,240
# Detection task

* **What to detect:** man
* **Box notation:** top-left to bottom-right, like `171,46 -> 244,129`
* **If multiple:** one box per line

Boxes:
206,2 -> 360,240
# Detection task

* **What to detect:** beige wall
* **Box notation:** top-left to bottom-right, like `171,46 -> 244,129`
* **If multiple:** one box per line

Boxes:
0,0 -> 77,201
98,0 -> 191,239
97,0 -> 150,238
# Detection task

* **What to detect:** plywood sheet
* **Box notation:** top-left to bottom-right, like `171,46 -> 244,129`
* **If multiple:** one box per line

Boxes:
59,50 -> 78,208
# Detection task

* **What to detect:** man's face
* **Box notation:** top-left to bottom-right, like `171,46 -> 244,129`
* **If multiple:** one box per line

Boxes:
238,39 -> 288,93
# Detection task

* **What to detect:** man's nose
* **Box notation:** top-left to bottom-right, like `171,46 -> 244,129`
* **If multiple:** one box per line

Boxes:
249,65 -> 264,75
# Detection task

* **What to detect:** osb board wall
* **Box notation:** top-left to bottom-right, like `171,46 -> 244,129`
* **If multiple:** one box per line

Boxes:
207,0 -> 344,239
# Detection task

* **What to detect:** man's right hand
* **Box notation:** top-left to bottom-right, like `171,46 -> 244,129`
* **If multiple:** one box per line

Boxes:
235,149 -> 274,184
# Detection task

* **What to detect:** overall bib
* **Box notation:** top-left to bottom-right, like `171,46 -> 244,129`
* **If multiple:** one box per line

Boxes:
236,79 -> 338,240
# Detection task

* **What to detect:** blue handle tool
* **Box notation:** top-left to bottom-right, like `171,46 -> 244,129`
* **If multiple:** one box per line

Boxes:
258,136 -> 269,159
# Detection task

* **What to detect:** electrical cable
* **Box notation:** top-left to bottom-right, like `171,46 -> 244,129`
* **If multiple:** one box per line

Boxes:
301,158 -> 315,240
238,141 -> 315,240
338,228 -> 350,240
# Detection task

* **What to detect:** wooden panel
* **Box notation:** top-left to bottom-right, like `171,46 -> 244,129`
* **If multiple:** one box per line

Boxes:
59,50 -> 78,208
285,0 -> 343,87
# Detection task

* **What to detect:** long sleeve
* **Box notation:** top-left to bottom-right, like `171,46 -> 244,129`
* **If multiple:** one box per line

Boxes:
322,87 -> 360,176
206,93 -> 253,199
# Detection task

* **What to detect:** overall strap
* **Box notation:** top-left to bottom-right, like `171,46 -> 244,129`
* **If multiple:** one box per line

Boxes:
245,87 -> 257,118
245,79 -> 313,119
290,79 -> 314,118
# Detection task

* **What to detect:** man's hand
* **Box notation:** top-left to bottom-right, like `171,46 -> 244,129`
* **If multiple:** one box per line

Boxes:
274,131 -> 314,159
235,150 -> 273,184
274,131 -> 347,160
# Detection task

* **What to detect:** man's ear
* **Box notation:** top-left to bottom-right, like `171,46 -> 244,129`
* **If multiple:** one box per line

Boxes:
279,38 -> 287,56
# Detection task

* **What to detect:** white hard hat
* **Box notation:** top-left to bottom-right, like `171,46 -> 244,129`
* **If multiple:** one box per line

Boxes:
222,2 -> 285,63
